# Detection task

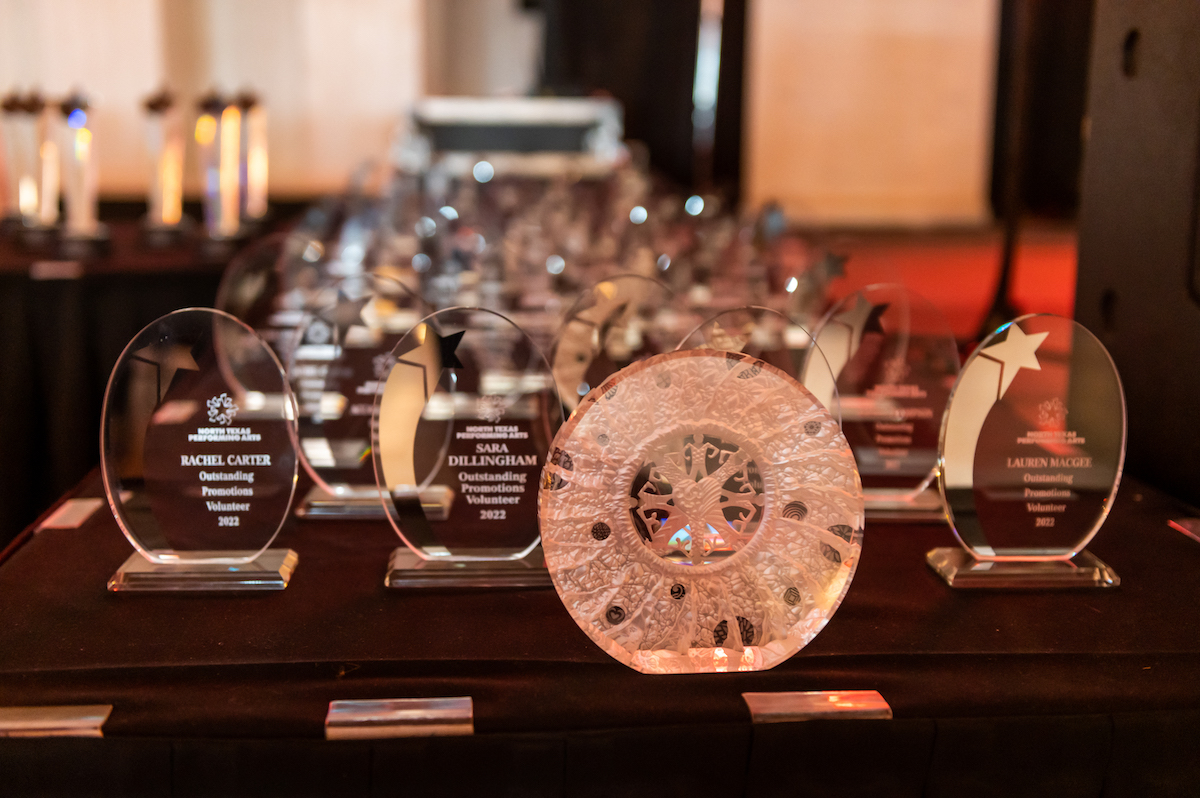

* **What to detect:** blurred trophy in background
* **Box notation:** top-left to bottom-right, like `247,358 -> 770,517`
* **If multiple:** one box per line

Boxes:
142,88 -> 187,244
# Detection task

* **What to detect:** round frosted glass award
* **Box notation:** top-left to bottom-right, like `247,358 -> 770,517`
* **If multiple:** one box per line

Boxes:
539,349 -> 864,674
550,275 -> 686,412
678,305 -> 841,424
805,285 -> 959,496
101,308 -> 299,566
287,273 -> 428,494
373,307 -> 563,561
933,315 -> 1125,581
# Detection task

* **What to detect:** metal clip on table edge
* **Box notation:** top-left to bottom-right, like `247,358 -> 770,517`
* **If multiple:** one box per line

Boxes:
742,691 -> 892,723
325,697 -> 474,740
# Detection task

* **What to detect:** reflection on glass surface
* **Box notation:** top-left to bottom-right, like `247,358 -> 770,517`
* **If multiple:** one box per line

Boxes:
540,349 -> 863,674
804,285 -> 959,496
939,314 -> 1125,560
373,307 -> 562,561
678,304 -> 841,426
550,274 -> 690,411
101,308 -> 299,564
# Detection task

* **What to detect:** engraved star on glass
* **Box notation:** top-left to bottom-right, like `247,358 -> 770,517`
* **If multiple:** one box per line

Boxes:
927,314 -> 1125,587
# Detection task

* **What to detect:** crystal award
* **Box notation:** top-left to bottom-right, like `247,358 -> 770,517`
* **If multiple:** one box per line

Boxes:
550,275 -> 688,412
804,285 -> 959,520
373,307 -> 564,587
287,273 -> 429,517
102,308 -> 299,591
215,231 -> 327,365
677,305 -> 841,423
539,349 -> 865,674
927,314 -> 1125,588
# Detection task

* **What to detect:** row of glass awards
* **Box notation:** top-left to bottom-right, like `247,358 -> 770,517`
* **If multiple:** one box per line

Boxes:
0,87 -> 267,244
100,279 -> 1126,674
0,91 -> 102,245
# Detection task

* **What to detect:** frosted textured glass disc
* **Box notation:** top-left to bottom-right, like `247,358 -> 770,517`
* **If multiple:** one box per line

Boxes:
539,350 -> 864,674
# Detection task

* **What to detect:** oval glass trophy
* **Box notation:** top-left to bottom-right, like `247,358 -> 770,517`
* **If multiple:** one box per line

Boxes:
286,273 -> 429,517
373,307 -> 564,586
677,305 -> 842,425
215,231 -> 327,366
101,308 -> 299,591
927,314 -> 1125,588
550,275 -> 688,412
804,285 -> 959,521
539,349 -> 865,674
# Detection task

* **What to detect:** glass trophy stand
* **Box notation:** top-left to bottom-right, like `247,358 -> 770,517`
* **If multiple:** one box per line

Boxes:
539,349 -> 864,673
549,274 -> 689,413
804,285 -> 959,521
927,314 -> 1125,588
101,308 -> 300,591
286,273 -> 429,518
373,307 -> 563,588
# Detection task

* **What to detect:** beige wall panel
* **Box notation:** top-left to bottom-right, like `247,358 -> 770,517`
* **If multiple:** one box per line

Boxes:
744,0 -> 999,226
0,0 -> 164,196
198,0 -> 423,197
1,0 -> 422,198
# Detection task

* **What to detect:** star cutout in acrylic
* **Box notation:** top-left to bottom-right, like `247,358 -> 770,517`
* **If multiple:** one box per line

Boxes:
394,327 -> 466,400
435,330 -> 465,370
318,291 -> 371,342
131,340 -> 200,403
979,323 -> 1049,398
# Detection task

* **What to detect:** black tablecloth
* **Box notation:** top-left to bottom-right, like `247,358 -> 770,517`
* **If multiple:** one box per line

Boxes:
1,473 -> 1199,796
0,221 -> 228,543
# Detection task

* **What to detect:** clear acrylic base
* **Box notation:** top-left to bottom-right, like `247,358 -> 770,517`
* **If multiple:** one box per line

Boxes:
864,486 -> 945,522
385,547 -> 551,589
297,485 -> 453,521
926,547 -> 1119,589
108,549 -> 298,592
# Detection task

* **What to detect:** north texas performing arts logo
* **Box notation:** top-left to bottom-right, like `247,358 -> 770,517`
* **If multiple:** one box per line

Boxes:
207,392 -> 239,426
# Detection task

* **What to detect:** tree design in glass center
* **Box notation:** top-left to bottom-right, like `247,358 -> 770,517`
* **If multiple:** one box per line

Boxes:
628,434 -> 764,566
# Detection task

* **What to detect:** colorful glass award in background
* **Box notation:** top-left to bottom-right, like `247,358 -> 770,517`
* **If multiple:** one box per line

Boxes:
235,91 -> 268,225
59,92 -> 103,246
539,349 -> 864,673
195,91 -> 242,242
143,88 -> 186,243
1,93 -> 35,225
0,91 -> 56,234
804,285 -> 959,521
927,314 -> 1125,588
102,308 -> 300,591
373,307 -> 563,587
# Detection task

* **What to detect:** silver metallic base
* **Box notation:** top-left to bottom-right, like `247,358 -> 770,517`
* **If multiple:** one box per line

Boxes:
108,549 -> 298,592
925,547 -> 1119,589
385,547 -> 552,589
